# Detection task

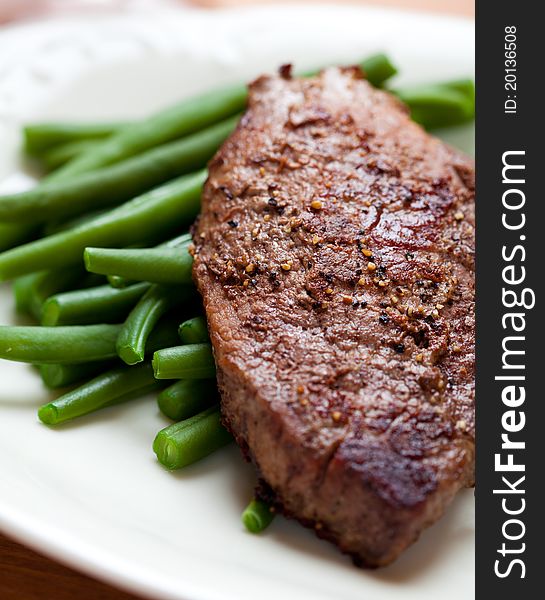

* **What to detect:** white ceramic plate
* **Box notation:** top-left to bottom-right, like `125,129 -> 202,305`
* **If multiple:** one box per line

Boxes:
0,5 -> 475,600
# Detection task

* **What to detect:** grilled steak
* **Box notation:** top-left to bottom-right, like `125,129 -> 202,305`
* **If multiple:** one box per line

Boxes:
192,66 -> 475,567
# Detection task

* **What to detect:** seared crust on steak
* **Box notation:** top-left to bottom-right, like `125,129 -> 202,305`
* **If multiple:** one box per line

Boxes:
192,66 -> 475,567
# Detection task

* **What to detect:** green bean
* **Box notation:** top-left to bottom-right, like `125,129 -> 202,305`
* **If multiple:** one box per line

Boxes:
41,282 -> 150,326
92,235 -> 193,280
152,343 -> 216,380
3,315 -> 177,379
0,119 -> 235,223
43,209 -> 109,237
106,233 -> 192,289
393,79 -> 475,130
13,267 -> 85,319
0,223 -> 39,252
435,78 -> 475,97
242,499 -> 275,533
357,53 -> 398,87
116,285 -> 192,365
40,139 -> 102,171
157,379 -> 218,421
179,316 -> 209,345
0,170 -> 205,281
38,362 -> 160,425
49,88 -> 246,182
84,246 -> 193,285
23,121 -> 126,155
39,360 -> 115,389
153,406 -> 231,470
0,324 -> 122,364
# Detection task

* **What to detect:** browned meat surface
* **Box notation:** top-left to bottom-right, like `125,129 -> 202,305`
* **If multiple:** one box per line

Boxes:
192,66 -> 475,567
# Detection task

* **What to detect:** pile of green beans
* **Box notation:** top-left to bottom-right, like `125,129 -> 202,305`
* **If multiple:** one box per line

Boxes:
0,53 -> 473,532
0,171 -> 206,280
0,118 -> 236,223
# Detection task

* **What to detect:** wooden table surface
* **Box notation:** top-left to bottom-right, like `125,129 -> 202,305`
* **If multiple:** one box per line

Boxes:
1,1 -> 473,599
0,535 -> 143,600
